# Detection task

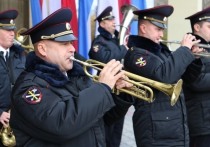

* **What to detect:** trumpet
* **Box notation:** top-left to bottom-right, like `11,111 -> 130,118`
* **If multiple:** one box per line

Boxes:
160,39 -> 210,57
70,57 -> 183,106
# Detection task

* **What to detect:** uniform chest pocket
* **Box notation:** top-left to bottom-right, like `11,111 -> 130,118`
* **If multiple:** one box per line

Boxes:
151,110 -> 184,140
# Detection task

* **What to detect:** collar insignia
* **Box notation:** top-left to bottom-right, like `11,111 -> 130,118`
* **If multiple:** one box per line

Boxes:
93,45 -> 99,52
22,86 -> 42,104
135,57 -> 146,67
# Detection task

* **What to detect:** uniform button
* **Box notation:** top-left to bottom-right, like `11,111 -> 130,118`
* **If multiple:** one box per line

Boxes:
166,117 -> 169,120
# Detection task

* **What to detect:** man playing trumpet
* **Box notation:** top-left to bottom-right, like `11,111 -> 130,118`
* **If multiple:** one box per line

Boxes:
10,8 -> 134,147
182,6 -> 210,147
124,5 -> 203,147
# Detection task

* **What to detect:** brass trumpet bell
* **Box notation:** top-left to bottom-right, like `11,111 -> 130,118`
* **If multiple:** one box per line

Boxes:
70,57 -> 183,106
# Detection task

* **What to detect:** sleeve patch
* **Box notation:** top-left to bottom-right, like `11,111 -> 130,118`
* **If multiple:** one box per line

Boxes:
22,86 -> 42,104
135,57 -> 146,67
93,45 -> 99,52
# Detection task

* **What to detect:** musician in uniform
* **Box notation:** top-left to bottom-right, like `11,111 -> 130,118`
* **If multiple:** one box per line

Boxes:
89,6 -> 128,147
123,5 -> 202,147
10,8 -> 133,147
0,9 -> 26,146
182,7 -> 210,147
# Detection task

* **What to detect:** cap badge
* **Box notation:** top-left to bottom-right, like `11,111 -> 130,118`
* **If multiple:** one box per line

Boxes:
66,23 -> 71,31
163,17 -> 167,21
93,45 -> 99,52
22,86 -> 42,104
10,19 -> 14,24
135,57 -> 146,67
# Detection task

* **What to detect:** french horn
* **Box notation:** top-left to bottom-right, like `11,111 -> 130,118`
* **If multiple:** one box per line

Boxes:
14,28 -> 34,51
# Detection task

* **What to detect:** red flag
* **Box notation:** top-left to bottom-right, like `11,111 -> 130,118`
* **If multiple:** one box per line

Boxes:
61,0 -> 78,51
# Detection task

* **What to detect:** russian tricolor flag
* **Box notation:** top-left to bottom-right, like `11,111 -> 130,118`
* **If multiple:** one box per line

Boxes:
29,0 -> 154,59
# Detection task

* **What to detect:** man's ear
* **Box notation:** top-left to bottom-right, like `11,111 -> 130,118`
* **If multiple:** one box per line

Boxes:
194,23 -> 200,32
139,24 -> 146,34
36,41 -> 47,57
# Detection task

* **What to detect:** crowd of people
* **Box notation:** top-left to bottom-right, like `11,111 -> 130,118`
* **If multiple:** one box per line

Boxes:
0,3 -> 210,147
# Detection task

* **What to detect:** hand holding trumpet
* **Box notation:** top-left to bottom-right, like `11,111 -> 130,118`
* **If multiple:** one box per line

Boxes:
98,59 -> 133,90
181,34 -> 201,50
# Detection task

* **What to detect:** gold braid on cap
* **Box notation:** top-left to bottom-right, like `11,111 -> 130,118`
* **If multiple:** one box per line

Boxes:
101,15 -> 113,21
0,23 -> 15,27
199,16 -> 210,21
41,30 -> 73,40
143,16 -> 167,24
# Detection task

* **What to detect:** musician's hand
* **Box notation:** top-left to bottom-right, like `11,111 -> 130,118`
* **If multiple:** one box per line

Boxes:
181,34 -> 200,49
115,75 -> 133,89
99,59 -> 124,89
0,112 -> 10,127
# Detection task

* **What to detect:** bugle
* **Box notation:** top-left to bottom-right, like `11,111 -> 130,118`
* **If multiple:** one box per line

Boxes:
160,39 -> 210,57
70,57 -> 183,106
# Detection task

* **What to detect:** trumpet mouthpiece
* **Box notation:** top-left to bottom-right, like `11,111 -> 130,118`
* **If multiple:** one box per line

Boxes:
69,56 -> 75,60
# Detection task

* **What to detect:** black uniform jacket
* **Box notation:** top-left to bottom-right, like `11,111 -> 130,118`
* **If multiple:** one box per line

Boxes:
182,34 -> 210,137
124,35 -> 195,147
89,26 -> 127,63
0,45 -> 25,115
10,52 -> 132,147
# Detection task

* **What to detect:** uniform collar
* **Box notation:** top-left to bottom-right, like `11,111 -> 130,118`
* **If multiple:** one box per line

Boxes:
128,35 -> 162,53
191,33 -> 209,45
0,46 -> 10,58
98,26 -> 119,39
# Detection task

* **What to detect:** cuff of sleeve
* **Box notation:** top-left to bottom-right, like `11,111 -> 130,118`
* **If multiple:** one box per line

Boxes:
113,93 -> 134,109
101,83 -> 112,92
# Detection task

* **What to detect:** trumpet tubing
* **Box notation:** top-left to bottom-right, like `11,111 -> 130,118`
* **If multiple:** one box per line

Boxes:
15,28 -> 34,50
70,57 -> 183,106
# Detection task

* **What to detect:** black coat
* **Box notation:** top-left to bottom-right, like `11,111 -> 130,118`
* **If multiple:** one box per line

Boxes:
124,35 -> 195,147
10,52 -> 132,147
182,34 -> 210,137
89,26 -> 127,63
0,45 -> 25,115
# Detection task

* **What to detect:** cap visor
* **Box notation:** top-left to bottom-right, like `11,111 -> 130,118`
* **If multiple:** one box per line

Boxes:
105,16 -> 115,20
150,21 -> 167,29
54,34 -> 77,42
0,26 -> 16,30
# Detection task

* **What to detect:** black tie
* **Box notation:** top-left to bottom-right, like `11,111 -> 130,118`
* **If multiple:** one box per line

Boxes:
5,51 -> 9,61
5,51 -> 10,66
